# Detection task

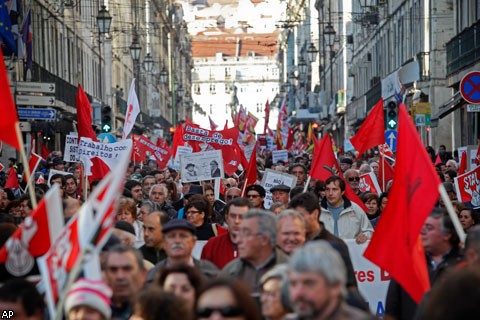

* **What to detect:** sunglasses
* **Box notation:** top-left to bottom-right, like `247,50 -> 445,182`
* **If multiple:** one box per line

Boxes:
247,194 -> 260,199
196,306 -> 243,318
348,177 -> 360,182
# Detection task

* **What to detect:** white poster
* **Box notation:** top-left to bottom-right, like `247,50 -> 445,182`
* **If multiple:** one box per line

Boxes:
261,169 -> 297,209
77,137 -> 132,176
180,150 -> 224,183
173,146 -> 193,169
63,134 -> 79,163
272,150 -> 289,165
345,240 -> 390,317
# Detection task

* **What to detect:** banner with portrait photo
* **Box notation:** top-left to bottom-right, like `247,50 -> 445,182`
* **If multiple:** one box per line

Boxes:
180,150 -> 224,183
261,169 -> 297,209
454,165 -> 480,208
359,172 -> 382,194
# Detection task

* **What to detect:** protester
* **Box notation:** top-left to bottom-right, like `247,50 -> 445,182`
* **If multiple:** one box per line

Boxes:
245,184 -> 266,209
260,264 -> 292,320
117,197 -> 144,247
184,199 -> 226,240
149,184 -> 177,219
225,187 -> 242,202
0,278 -> 45,320
140,211 -> 169,264
64,174 -> 80,199
270,184 -> 290,207
125,179 -> 144,205
131,287 -> 192,320
361,193 -> 381,228
344,169 -> 361,196
142,175 -> 156,199
289,163 -> 307,187
339,157 -> 353,173
64,278 -> 112,320
276,209 -> 306,255
457,204 -> 479,232
269,202 -> 286,215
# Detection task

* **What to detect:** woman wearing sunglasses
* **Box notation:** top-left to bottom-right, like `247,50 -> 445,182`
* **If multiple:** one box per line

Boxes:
196,278 -> 261,320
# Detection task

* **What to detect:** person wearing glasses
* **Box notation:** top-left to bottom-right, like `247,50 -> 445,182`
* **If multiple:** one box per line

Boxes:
225,187 -> 242,202
196,278 -> 261,320
245,185 -> 266,209
184,199 -> 226,241
220,210 -> 289,296
344,169 -> 362,196
319,176 -> 373,244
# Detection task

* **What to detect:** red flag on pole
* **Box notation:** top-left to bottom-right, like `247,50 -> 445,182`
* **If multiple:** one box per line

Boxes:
378,155 -> 395,192
4,167 -> 19,189
208,116 -> 218,131
364,104 -> 439,303
350,98 -> 385,159
0,48 -> 21,150
458,151 -> 467,175
23,151 -> 43,183
244,143 -> 258,186
434,154 -> 442,166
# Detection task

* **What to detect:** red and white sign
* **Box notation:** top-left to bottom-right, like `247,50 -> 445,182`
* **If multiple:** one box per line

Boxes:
132,134 -> 172,169
359,172 -> 382,194
454,165 -> 480,208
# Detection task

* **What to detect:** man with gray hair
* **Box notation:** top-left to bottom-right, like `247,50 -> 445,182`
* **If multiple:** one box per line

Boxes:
276,209 -> 306,255
288,241 -> 374,320
221,209 -> 289,295
149,184 -> 177,218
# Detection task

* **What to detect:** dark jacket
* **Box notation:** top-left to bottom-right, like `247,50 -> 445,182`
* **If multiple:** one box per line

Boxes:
139,246 -> 167,265
160,201 -> 177,219
146,257 -> 219,283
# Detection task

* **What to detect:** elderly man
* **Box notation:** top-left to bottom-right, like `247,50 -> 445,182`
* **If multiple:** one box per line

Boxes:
202,198 -> 252,268
220,209 -> 289,296
245,184 -> 266,209
147,219 -> 219,283
225,187 -> 242,202
344,169 -> 361,196
339,157 -> 353,173
320,176 -> 373,243
139,211 -> 170,265
104,244 -> 147,319
149,184 -> 177,219
270,184 -> 291,207
289,163 -> 308,187
276,209 -> 306,255
288,241 -> 374,320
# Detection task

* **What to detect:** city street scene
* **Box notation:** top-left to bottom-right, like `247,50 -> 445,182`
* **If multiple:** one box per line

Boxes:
1,0 -> 480,319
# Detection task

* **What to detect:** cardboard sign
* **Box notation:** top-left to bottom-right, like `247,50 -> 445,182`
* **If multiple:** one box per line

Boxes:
454,165 -> 480,208
272,150 -> 289,165
345,240 -> 390,317
180,150 -> 224,183
173,146 -> 193,169
63,134 -> 79,163
359,172 -> 382,194
261,169 -> 297,209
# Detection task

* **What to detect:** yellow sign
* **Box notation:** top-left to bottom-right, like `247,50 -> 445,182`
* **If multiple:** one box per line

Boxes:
414,102 -> 431,115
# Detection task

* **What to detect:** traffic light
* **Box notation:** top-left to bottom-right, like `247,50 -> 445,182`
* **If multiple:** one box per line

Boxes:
101,105 -> 112,133
386,101 -> 398,130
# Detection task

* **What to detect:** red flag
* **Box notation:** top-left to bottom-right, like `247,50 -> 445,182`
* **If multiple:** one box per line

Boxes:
38,147 -> 131,318
132,135 -> 172,169
0,185 -> 64,265
4,167 -> 19,189
263,100 -> 270,134
364,104 -> 439,303
244,143 -> 258,186
434,154 -> 442,166
76,85 -> 110,182
0,48 -> 21,150
224,120 -> 229,130
378,155 -> 395,192
310,135 -> 369,212
23,152 -> 43,183
172,122 -> 184,159
350,99 -> 385,159
40,135 -> 51,159
458,151 -> 467,175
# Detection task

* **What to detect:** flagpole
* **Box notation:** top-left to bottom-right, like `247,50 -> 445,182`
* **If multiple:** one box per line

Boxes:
15,122 -> 37,208
438,184 -> 466,243
241,179 -> 248,197
303,175 -> 311,193
82,162 -> 88,201
381,151 -> 385,192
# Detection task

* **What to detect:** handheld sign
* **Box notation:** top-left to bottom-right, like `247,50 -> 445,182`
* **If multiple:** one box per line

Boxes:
261,169 -> 297,209
180,150 -> 224,183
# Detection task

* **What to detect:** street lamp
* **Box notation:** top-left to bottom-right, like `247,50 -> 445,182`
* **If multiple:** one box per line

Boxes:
324,24 -> 336,47
159,67 -> 168,84
96,5 -> 112,129
97,5 -> 112,35
298,57 -> 307,79
307,43 -> 318,62
143,53 -> 154,73
129,36 -> 142,63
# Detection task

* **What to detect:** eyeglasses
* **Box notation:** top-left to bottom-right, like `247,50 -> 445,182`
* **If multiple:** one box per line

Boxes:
196,306 -> 243,318
186,210 -> 202,215
347,177 -> 360,182
247,194 -> 260,199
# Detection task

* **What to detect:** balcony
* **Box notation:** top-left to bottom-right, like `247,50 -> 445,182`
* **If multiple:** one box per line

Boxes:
447,20 -> 480,76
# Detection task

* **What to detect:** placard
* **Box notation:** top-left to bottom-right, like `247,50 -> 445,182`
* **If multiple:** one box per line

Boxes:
180,150 -> 224,183
454,165 -> 480,208
63,134 -> 79,163
173,146 -> 193,170
261,169 -> 297,209
272,149 -> 289,165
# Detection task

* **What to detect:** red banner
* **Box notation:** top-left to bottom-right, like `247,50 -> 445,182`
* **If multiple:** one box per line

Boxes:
454,165 -> 480,207
132,135 -> 172,169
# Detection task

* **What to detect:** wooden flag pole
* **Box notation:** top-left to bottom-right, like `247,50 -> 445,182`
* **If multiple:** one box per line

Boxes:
15,122 -> 37,208
438,184 -> 466,244
241,178 -> 248,197
303,175 -> 311,193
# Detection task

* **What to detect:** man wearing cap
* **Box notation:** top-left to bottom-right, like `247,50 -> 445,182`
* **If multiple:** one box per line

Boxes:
201,198 -> 252,268
65,278 -> 112,320
270,184 -> 291,207
246,185 -> 266,209
289,163 -> 308,187
339,157 -> 353,173
147,219 -> 219,283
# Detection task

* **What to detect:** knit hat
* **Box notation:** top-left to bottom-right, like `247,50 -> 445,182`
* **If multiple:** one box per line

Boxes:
114,220 -> 136,236
64,278 -> 112,319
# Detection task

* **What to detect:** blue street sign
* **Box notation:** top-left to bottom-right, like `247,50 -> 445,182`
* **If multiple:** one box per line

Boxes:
384,130 -> 397,153
17,107 -> 56,120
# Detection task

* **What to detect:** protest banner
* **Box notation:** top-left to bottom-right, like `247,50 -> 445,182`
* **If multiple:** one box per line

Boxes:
272,149 -> 289,165
47,169 -> 71,187
77,137 -> 132,176
454,165 -> 480,208
261,169 -> 297,209
132,135 -> 171,169
458,145 -> 479,171
345,240 -> 390,317
359,172 -> 382,194
63,134 -> 78,163
180,150 -> 224,183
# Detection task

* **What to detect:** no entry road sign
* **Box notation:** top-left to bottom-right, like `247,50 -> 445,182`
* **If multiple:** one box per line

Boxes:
460,71 -> 480,104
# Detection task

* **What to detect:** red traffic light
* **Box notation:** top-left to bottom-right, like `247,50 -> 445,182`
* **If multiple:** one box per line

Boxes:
169,127 -> 175,133
312,123 -> 319,129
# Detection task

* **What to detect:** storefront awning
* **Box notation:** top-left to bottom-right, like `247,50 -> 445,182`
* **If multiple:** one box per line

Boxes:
431,92 -> 463,127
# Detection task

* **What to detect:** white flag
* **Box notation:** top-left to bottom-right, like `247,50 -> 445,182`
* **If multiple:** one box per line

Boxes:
122,79 -> 140,139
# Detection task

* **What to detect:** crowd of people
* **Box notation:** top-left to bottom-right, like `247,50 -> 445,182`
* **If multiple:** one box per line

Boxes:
0,144 -> 480,320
